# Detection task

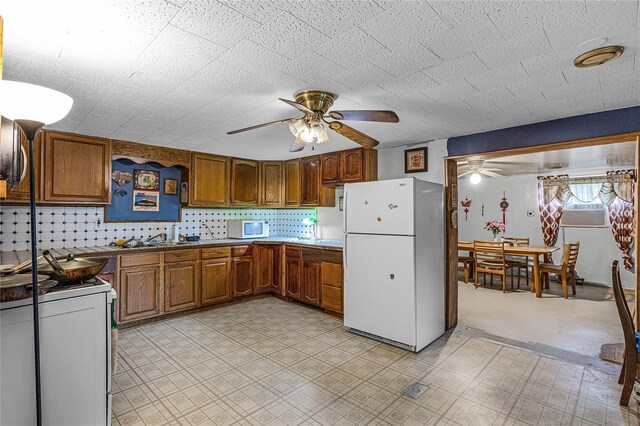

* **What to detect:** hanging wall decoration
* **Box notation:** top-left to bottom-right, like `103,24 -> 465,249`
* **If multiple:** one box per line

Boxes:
111,170 -> 132,186
133,169 -> 160,190
500,191 -> 509,225
481,202 -> 485,216
133,190 -> 159,211
164,178 -> 178,195
461,197 -> 472,221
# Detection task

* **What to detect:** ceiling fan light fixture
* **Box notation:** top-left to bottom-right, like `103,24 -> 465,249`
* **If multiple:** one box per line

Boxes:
289,119 -> 306,137
316,125 -> 329,143
300,126 -> 315,144
470,172 -> 482,185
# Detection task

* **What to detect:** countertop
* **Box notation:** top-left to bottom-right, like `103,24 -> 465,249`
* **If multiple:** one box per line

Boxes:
0,237 -> 343,266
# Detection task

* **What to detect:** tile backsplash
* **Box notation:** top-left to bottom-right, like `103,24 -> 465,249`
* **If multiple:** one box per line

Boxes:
0,206 -> 316,252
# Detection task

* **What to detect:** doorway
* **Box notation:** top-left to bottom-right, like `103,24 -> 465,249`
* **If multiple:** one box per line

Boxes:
444,132 -> 640,358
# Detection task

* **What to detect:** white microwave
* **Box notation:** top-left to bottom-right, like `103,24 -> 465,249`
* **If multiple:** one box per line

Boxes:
227,220 -> 269,239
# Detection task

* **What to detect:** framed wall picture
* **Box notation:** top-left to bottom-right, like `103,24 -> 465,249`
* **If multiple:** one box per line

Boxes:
133,169 -> 160,190
133,190 -> 160,211
164,178 -> 178,195
404,147 -> 428,173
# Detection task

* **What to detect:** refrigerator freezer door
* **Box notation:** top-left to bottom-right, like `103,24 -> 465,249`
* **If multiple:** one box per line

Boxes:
344,234 -> 416,347
345,179 -> 414,236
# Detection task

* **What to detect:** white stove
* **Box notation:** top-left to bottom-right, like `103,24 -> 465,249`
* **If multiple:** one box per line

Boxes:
1,278 -> 115,425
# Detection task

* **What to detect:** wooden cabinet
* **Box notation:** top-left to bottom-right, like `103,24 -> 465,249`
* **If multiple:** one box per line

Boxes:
231,246 -> 254,297
321,148 -> 378,186
300,157 -> 320,205
190,153 -> 230,206
302,263 -> 321,306
321,261 -> 343,315
259,161 -> 284,207
321,152 -> 340,185
284,159 -> 300,206
285,247 -> 302,300
255,244 -> 280,294
118,265 -> 160,322
41,131 -> 111,204
232,256 -> 254,297
301,156 -> 335,207
164,261 -> 199,313
201,258 -> 231,305
340,149 -> 364,182
230,158 -> 258,206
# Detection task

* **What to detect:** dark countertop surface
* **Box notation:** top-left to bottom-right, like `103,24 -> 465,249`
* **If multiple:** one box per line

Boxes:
0,237 -> 343,266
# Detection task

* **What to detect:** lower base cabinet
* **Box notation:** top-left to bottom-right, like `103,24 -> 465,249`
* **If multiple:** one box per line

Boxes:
255,244 -> 281,294
116,244 -> 343,325
119,265 -> 160,322
232,256 -> 254,297
164,261 -> 199,312
201,258 -> 231,305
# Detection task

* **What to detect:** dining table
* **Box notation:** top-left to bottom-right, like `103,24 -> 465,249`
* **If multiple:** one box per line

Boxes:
458,241 -> 560,298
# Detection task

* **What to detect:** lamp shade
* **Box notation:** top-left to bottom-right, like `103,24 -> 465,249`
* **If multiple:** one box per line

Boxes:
0,80 -> 73,125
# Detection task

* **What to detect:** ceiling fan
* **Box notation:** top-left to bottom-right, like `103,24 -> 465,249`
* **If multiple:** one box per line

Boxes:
226,90 -> 399,152
457,159 -> 504,184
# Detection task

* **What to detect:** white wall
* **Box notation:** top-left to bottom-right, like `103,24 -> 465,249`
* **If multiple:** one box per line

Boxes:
316,187 -> 344,240
458,173 -> 635,287
377,139 -> 448,184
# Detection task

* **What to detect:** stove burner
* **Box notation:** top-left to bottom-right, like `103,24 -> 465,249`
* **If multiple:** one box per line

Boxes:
49,277 -> 103,293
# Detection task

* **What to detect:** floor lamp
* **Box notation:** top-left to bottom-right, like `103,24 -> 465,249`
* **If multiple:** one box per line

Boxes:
0,80 -> 72,426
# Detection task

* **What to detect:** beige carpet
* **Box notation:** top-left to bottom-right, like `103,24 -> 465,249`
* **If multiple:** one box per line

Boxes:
458,281 -> 624,358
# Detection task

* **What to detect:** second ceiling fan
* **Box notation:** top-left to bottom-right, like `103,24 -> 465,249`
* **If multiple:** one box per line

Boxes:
227,90 -> 399,152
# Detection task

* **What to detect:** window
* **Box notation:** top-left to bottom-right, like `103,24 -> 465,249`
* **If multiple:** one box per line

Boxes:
560,183 -> 606,228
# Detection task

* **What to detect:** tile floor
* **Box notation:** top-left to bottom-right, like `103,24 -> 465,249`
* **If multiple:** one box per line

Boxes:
112,297 -> 637,425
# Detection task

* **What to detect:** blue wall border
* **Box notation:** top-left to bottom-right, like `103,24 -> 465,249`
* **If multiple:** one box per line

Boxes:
447,105 -> 640,157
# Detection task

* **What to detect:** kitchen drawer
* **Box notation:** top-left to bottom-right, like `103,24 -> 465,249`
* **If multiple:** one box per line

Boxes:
119,252 -> 161,268
231,245 -> 253,257
321,262 -> 342,288
164,249 -> 199,263
201,246 -> 231,260
285,246 -> 302,258
321,285 -> 342,313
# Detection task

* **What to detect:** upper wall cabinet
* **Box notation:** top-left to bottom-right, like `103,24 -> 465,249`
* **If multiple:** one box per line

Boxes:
301,156 -> 335,207
41,131 -> 111,204
230,158 -> 258,206
259,161 -> 284,207
321,148 -> 377,187
190,153 -> 230,206
284,159 -> 301,207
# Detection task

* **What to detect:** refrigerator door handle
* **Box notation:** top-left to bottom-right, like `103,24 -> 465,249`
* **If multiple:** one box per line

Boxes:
343,234 -> 348,273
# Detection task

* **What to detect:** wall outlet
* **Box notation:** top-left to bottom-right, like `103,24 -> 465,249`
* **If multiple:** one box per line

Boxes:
526,210 -> 535,217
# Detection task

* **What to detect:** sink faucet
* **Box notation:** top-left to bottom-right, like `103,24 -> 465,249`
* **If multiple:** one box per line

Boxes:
146,233 -> 167,243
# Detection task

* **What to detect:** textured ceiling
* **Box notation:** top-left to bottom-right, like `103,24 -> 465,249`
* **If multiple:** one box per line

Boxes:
2,0 -> 639,160
459,141 -> 637,176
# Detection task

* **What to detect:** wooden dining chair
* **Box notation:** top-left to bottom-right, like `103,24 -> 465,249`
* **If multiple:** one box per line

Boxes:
539,243 -> 579,299
503,237 -> 530,289
458,254 -> 474,284
611,260 -> 639,406
473,240 -> 509,293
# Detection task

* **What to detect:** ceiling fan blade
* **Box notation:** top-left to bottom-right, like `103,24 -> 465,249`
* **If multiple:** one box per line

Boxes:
481,170 -> 503,178
328,110 -> 399,123
279,98 -> 313,114
289,136 -> 305,153
458,170 -> 473,178
328,121 -> 379,148
227,118 -> 296,135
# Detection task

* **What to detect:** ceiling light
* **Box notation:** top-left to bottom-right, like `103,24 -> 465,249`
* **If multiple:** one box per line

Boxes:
470,173 -> 482,185
0,80 -> 73,128
574,45 -> 624,68
299,126 -> 314,144
316,125 -> 329,143
288,119 -> 306,136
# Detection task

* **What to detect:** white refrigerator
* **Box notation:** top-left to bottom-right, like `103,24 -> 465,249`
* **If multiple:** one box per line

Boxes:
343,177 -> 445,352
